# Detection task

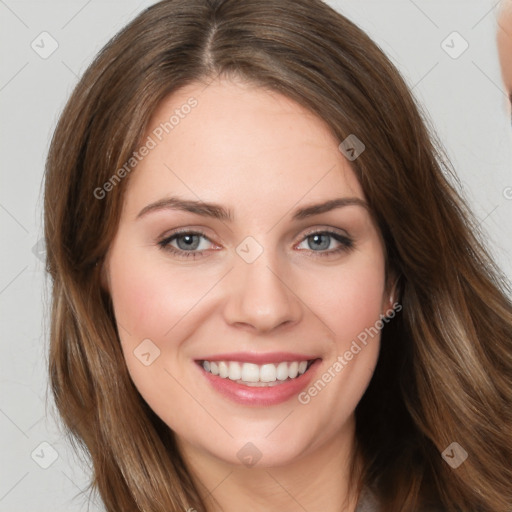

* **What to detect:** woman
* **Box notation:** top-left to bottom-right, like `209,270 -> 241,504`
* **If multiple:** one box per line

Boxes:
44,0 -> 512,510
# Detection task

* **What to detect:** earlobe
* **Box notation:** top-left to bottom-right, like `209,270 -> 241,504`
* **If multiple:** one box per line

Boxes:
382,275 -> 400,317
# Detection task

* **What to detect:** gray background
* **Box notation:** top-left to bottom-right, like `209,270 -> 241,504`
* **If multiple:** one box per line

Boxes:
1,1 -> 511,510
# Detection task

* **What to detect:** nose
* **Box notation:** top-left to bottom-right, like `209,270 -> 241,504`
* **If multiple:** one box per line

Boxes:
222,245 -> 303,333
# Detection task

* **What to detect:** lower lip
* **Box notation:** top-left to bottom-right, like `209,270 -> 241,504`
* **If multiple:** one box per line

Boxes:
196,359 -> 322,406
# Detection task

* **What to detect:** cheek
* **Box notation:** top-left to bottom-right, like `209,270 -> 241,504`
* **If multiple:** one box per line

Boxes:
294,251 -> 387,442
106,243 -> 182,393
106,240 -> 226,411
108,245 -> 208,345
106,243 -> 204,422
312,244 -> 387,345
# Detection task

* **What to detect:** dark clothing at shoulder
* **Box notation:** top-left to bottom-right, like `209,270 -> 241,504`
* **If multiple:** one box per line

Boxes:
355,487 -> 445,512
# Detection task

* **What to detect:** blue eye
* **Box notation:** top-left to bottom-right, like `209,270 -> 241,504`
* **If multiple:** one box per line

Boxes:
158,230 -> 214,259
158,229 -> 354,260
296,231 -> 354,256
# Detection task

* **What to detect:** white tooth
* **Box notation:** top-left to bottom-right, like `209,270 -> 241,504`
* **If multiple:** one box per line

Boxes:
228,361 -> 242,381
276,362 -> 289,381
218,361 -> 229,378
210,361 -> 219,376
206,359 -> 308,382
260,363 -> 277,382
241,362 -> 260,382
288,361 -> 299,379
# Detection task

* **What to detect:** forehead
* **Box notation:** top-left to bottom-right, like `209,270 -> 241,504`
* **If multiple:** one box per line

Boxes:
123,78 -> 365,215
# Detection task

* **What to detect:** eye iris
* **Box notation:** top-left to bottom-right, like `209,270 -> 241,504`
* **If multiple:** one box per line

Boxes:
177,234 -> 200,250
309,234 -> 330,251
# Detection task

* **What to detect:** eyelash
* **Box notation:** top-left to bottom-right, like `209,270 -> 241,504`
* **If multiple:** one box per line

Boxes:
157,228 -> 354,260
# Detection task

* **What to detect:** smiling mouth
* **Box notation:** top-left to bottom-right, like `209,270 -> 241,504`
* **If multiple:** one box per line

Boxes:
196,359 -> 318,387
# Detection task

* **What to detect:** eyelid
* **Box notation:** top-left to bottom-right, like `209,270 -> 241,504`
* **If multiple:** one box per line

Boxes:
158,226 -> 218,244
298,225 -> 351,240
158,227 -> 218,248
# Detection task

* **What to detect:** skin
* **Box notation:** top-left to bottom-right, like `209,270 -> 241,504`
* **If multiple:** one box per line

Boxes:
498,0 -> 512,112
103,77 -> 395,512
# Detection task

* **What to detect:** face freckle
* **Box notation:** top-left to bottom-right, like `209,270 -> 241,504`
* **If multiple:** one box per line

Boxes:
104,77 -> 394,471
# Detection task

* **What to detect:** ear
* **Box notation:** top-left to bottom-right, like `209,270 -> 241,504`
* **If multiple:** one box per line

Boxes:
381,272 -> 399,317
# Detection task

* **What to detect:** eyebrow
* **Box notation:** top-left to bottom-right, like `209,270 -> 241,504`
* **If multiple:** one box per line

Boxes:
136,195 -> 369,222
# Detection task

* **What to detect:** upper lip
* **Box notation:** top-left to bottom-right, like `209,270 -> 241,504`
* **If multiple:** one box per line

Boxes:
196,352 -> 319,365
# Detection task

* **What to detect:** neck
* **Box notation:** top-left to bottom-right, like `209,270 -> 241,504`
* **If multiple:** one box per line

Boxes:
178,415 -> 363,512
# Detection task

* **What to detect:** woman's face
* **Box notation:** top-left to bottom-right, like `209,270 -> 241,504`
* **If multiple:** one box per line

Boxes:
104,77 -> 394,468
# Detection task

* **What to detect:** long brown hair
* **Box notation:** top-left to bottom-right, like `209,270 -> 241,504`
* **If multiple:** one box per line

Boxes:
43,0 -> 512,510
